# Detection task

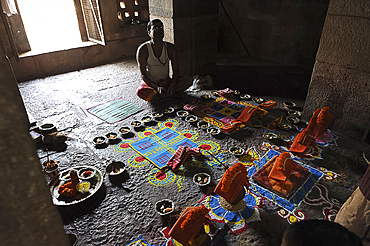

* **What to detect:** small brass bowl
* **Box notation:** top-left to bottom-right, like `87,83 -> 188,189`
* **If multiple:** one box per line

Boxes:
240,94 -> 251,100
207,127 -> 221,136
141,115 -> 153,123
286,116 -> 300,124
131,120 -> 143,128
229,146 -> 245,156
163,107 -> 175,114
197,121 -> 210,129
283,101 -> 296,110
176,110 -> 189,118
185,115 -> 198,123
106,161 -> 126,176
119,126 -> 131,134
155,199 -> 174,216
193,173 -> 211,186
93,136 -> 107,146
263,132 -> 278,140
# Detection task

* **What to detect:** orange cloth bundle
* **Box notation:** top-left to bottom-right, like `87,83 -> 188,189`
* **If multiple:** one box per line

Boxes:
258,100 -> 277,110
220,106 -> 267,133
305,108 -> 320,135
214,163 -> 249,203
220,120 -> 243,133
237,106 -> 267,125
169,206 -> 208,245
268,152 -> 296,181
304,107 -> 333,139
289,129 -> 315,154
314,106 -> 333,138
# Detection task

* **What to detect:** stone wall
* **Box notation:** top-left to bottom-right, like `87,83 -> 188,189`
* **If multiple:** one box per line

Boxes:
303,0 -> 370,140
1,0 -> 149,82
149,0 -> 219,77
0,37 -> 70,245
10,35 -> 148,82
218,0 -> 330,69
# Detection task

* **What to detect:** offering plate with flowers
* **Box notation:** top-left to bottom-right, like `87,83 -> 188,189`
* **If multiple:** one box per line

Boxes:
50,166 -> 103,206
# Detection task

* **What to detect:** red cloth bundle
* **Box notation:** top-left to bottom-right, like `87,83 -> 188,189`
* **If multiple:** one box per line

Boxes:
268,152 -> 297,181
258,100 -> 277,110
169,206 -> 208,245
220,106 -> 267,133
214,163 -> 249,204
167,146 -> 202,171
289,129 -> 315,154
313,107 -> 333,138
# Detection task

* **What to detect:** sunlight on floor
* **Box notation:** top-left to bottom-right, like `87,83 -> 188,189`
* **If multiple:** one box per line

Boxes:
16,0 -> 93,56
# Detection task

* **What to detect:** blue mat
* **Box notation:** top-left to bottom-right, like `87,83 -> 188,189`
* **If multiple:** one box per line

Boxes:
248,149 -> 324,212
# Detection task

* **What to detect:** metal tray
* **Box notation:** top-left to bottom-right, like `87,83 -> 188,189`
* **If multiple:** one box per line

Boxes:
50,166 -> 103,206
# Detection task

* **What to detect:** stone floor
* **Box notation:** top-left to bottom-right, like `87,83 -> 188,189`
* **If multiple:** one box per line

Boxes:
18,57 -> 369,246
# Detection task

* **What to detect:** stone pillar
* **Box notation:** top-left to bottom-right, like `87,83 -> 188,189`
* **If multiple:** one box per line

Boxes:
148,0 -> 219,76
0,37 -> 70,245
303,0 -> 370,140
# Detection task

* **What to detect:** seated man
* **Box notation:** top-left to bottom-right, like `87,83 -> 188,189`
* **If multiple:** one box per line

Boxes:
136,19 -> 192,102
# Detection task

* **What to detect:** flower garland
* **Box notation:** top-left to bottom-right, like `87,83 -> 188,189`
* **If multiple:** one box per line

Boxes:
296,130 -> 308,145
221,163 -> 248,192
275,152 -> 290,170
180,205 -> 209,230
317,106 -> 330,125
58,170 -> 79,197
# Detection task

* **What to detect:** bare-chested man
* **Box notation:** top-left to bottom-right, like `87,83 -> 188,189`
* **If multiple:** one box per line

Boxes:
136,19 -> 192,102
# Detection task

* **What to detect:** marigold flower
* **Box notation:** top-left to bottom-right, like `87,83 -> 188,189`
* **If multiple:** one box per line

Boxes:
275,152 -> 290,170
180,205 -> 208,230
296,130 -> 308,144
58,170 -> 79,197
317,106 -> 330,125
220,163 -> 247,192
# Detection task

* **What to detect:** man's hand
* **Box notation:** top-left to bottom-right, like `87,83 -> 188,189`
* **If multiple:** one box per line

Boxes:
157,86 -> 167,94
167,83 -> 177,94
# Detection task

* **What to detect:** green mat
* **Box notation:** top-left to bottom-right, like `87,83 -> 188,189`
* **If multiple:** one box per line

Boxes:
87,97 -> 143,123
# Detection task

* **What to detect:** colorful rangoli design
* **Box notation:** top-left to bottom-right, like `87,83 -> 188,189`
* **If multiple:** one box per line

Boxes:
199,188 -> 263,234
192,97 -> 256,128
148,168 -> 177,186
236,147 -> 260,167
138,127 -> 158,138
315,130 -> 338,147
303,183 -> 341,221
248,149 -> 324,212
130,128 -> 199,169
113,139 -> 134,152
125,235 -> 162,246
125,121 -> 225,190
277,209 -> 306,224
128,153 -> 150,167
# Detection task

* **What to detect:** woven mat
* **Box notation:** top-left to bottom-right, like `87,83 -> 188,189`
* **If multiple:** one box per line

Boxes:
87,97 -> 143,124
